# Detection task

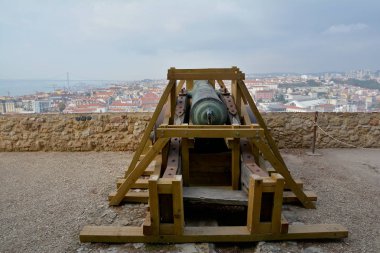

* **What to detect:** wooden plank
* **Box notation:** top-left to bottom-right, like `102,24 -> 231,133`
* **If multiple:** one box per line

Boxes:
283,191 -> 317,203
157,179 -> 174,194
183,186 -> 247,206
169,82 -> 176,125
231,137 -> 240,190
148,175 -> 159,235
169,68 -> 240,74
231,80 -> 242,116
162,138 -> 181,178
117,178 -> 148,189
181,138 -> 190,186
143,212 -> 152,235
217,80 -> 226,89
186,80 -> 193,90
168,72 -> 245,81
80,224 -> 348,243
110,138 -> 169,206
253,138 -> 316,209
247,175 -> 263,234
237,80 -> 315,209
108,189 -> 316,205
125,80 -> 175,178
156,128 -> 263,138
167,68 -> 245,81
281,215 -> 289,234
208,80 -> 216,88
159,224 -> 175,235
172,176 -> 184,235
108,191 -> 148,203
176,80 -> 185,96
271,173 -> 284,234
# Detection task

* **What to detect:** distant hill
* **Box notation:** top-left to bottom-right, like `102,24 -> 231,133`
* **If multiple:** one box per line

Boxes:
332,78 -> 380,90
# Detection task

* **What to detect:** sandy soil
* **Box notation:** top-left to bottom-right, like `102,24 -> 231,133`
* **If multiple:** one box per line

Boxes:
0,149 -> 379,253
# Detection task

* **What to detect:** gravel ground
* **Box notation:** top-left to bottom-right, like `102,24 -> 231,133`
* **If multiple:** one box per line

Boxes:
0,149 -> 379,253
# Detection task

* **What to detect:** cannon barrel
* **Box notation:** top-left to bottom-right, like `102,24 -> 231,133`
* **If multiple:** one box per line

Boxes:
190,80 -> 228,125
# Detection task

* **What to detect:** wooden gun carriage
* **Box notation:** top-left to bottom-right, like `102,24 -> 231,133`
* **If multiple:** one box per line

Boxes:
80,67 -> 348,243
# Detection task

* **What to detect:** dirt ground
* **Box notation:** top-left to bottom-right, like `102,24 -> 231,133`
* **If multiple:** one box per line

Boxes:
0,149 -> 379,253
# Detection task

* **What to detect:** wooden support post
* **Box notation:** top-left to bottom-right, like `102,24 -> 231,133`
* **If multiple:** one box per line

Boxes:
148,175 -> 159,235
216,80 -> 226,90
231,80 -> 242,116
231,137 -> 240,190
169,83 -> 176,125
110,138 -> 170,206
253,137 -> 315,209
247,175 -> 263,234
181,137 -> 190,186
176,80 -> 186,96
238,80 -> 315,209
125,80 -> 176,178
172,175 -> 184,235
186,80 -> 193,90
208,80 -> 215,88
271,173 -> 285,234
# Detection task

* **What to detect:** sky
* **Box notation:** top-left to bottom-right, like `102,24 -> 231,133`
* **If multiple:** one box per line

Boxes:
0,0 -> 379,80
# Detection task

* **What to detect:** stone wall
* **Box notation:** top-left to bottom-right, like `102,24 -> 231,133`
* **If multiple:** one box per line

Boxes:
263,112 -> 379,149
0,112 -> 379,151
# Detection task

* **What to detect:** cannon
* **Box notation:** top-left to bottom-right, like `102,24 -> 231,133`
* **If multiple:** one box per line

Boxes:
81,67 -> 348,244
189,80 -> 228,125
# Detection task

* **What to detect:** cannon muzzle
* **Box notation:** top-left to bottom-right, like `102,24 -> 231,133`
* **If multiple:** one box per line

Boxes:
190,80 -> 228,125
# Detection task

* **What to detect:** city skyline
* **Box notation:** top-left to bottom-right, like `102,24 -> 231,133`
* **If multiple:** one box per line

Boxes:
1,0 -> 380,80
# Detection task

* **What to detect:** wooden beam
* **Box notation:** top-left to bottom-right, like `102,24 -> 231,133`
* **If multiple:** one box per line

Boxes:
216,80 -> 226,89
231,137 -> 240,190
168,72 -> 245,81
186,80 -> 193,90
237,80 -> 315,209
80,224 -> 348,243
108,188 -> 316,205
181,138 -> 190,186
271,173 -> 284,234
125,80 -> 175,178
109,138 -> 170,206
108,191 -> 148,203
247,175 -> 263,234
252,138 -> 316,209
231,80 -> 242,116
167,67 -> 245,81
176,80 -> 186,96
148,175 -> 159,235
169,82 -> 176,125
156,127 -> 263,138
172,176 -> 184,235
117,178 -> 148,189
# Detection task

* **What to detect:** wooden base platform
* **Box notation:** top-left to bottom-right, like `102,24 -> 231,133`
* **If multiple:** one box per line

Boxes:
80,224 -> 348,243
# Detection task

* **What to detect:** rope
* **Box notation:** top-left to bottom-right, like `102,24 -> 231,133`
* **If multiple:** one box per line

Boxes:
300,118 -> 377,150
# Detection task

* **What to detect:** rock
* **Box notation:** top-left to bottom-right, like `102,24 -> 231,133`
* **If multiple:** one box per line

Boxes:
175,243 -> 198,253
133,243 -> 144,249
302,246 -> 324,253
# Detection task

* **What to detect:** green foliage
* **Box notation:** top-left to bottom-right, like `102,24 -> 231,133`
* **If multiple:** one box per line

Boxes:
332,78 -> 380,90
58,102 -> 66,113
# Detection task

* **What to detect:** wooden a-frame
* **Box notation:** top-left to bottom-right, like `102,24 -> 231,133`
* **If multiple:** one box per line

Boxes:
80,67 -> 347,243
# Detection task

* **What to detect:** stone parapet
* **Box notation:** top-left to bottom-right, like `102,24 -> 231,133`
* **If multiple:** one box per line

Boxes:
0,112 -> 378,151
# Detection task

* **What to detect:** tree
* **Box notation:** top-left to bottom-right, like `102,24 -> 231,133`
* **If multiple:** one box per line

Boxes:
58,102 -> 66,113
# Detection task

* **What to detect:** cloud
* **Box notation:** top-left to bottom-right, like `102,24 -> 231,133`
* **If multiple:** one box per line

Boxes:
325,23 -> 369,34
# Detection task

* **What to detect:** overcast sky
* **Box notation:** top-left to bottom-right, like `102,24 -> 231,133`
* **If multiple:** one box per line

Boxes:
0,0 -> 379,80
